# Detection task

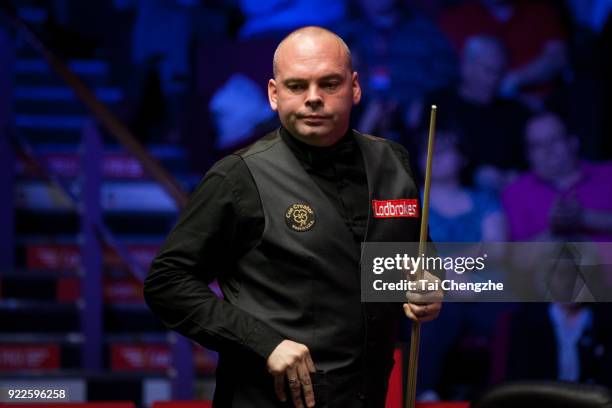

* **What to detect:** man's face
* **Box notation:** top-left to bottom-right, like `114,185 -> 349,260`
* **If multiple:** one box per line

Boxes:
419,133 -> 463,183
526,115 -> 577,181
462,43 -> 507,95
268,36 -> 361,146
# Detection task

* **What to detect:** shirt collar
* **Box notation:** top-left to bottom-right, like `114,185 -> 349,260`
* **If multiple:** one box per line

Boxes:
279,126 -> 356,169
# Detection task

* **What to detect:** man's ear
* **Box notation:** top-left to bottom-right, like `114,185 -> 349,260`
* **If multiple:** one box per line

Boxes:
352,71 -> 362,105
268,78 -> 278,111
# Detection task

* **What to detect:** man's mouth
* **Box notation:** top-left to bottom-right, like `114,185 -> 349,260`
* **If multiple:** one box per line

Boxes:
301,115 -> 328,119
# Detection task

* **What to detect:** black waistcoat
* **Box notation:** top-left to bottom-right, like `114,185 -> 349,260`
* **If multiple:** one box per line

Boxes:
214,130 -> 420,408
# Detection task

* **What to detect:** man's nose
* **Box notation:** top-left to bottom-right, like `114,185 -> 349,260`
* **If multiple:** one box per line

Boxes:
305,84 -> 323,108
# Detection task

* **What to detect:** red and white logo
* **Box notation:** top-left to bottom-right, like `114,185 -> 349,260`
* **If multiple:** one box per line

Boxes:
372,199 -> 419,218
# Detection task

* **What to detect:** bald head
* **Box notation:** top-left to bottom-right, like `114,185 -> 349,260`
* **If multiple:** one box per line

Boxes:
460,35 -> 508,102
462,35 -> 507,64
273,26 -> 353,78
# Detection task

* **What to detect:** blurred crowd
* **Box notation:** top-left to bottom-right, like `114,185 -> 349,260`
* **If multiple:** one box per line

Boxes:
32,0 -> 612,402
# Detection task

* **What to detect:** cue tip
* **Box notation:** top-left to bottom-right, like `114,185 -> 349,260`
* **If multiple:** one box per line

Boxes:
431,104 -> 437,110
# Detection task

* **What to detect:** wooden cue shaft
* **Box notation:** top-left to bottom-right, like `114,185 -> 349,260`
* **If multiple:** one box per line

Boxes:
405,105 -> 437,408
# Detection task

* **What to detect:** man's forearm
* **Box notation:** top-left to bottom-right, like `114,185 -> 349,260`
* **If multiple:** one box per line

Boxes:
144,260 -> 284,359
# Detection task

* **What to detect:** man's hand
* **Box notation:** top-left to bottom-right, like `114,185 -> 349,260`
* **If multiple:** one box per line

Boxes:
550,192 -> 583,236
267,340 -> 316,408
404,269 -> 443,323
403,301 -> 442,323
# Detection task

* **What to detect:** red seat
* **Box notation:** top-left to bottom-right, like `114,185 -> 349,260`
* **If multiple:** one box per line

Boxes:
385,346 -> 470,408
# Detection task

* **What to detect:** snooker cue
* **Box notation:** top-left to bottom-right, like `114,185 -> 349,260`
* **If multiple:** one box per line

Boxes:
405,105 -> 437,408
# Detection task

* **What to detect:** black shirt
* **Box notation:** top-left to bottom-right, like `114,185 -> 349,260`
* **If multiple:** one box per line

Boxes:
421,87 -> 530,174
145,127 -> 417,358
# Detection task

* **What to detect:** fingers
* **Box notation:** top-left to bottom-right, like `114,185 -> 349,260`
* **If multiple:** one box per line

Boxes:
403,302 -> 441,323
274,374 -> 286,403
403,303 -> 418,321
297,362 -> 315,407
286,367 -> 304,408
405,270 -> 444,304
266,340 -> 316,407
306,354 -> 316,373
405,289 -> 444,305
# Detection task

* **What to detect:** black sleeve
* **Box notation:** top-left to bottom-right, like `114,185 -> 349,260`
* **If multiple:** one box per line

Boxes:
143,155 -> 285,359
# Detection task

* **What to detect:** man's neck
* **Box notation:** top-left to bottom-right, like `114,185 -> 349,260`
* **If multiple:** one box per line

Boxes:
284,127 -> 350,148
459,83 -> 494,105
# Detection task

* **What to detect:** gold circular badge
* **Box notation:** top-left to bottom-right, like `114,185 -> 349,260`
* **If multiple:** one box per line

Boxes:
285,203 -> 316,232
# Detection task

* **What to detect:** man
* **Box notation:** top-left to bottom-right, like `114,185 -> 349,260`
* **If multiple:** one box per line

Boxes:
506,302 -> 612,387
335,0 -> 457,140
502,111 -> 612,242
144,26 -> 441,408
415,35 -> 530,191
438,0 -> 568,107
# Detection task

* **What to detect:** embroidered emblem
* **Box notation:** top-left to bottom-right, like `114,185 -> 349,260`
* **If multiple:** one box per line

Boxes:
285,203 -> 316,231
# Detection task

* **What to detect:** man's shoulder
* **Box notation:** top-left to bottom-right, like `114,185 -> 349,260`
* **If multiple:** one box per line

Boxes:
354,130 -> 385,143
356,130 -> 411,155
582,161 -> 612,196
354,130 -> 415,173
207,154 -> 248,179
234,129 -> 281,159
585,161 -> 612,177
502,172 -> 541,204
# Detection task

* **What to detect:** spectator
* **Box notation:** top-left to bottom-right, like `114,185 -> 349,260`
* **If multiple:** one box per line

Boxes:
415,35 -> 530,191
336,0 -> 458,139
543,0 -> 611,160
417,129 -> 507,243
114,0 -> 228,142
114,0 -> 194,97
439,0 -> 569,107
501,111 -> 612,389
502,111 -> 612,242
413,129 -> 508,401
506,303 -> 612,387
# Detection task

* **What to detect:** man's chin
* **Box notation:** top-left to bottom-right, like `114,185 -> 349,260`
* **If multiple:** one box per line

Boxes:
294,124 -> 329,139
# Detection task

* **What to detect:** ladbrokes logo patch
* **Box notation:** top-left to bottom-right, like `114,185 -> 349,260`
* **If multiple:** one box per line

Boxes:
372,199 -> 419,218
285,203 -> 316,231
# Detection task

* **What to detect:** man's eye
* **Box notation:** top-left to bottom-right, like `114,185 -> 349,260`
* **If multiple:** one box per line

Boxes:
322,82 -> 340,90
287,84 -> 305,91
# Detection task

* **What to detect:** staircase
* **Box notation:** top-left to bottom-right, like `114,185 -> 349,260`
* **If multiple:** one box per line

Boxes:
0,3 -> 216,406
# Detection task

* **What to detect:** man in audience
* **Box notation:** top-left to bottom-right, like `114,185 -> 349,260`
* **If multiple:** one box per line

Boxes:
413,128 -> 508,401
336,0 -> 458,140
439,0 -> 568,107
502,111 -> 612,242
502,111 -> 612,388
415,35 -> 530,190
506,302 -> 612,386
